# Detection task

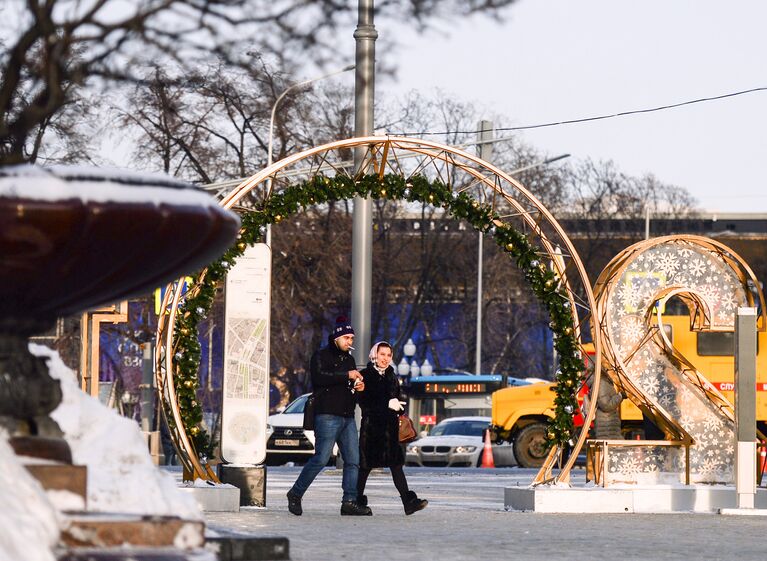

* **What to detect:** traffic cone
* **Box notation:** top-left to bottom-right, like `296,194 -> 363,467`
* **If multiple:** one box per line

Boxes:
481,429 -> 495,468
760,441 -> 767,478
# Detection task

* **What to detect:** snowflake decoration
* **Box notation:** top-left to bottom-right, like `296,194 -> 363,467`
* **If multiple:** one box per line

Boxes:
680,416 -> 696,433
719,292 -> 739,311
685,259 -> 705,277
641,376 -> 661,396
698,457 -> 722,476
617,282 -> 641,311
656,253 -> 680,275
620,316 -> 645,344
703,415 -> 724,432
617,456 -> 642,477
717,310 -> 734,323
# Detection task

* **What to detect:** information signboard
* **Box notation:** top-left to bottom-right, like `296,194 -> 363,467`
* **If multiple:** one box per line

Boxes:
221,244 -> 271,464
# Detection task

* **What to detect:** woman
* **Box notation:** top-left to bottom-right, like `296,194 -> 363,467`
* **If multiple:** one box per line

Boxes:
356,341 -> 428,515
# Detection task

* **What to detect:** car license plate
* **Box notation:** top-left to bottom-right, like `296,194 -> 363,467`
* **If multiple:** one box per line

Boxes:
275,439 -> 300,447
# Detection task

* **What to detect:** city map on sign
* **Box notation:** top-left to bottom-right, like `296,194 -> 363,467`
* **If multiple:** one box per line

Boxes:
224,317 -> 268,400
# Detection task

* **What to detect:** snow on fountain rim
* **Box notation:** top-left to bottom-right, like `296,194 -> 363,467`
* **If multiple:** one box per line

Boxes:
0,164 -> 221,208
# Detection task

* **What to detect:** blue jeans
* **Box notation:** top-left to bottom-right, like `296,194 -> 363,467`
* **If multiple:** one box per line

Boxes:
290,414 -> 360,503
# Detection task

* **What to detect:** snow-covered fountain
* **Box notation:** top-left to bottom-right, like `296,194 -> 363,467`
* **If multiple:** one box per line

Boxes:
0,165 -> 240,561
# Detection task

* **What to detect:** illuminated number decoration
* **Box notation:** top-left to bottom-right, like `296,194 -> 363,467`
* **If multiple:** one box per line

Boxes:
593,235 -> 766,485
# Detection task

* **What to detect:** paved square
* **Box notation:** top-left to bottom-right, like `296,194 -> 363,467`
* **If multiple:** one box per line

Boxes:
202,466 -> 767,561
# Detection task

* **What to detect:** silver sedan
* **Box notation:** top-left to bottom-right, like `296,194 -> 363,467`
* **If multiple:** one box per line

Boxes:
405,416 -> 516,467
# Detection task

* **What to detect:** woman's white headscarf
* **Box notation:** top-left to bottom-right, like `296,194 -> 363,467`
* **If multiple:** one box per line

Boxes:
368,341 -> 392,375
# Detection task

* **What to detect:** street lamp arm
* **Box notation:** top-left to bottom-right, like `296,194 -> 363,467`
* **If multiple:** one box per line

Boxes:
267,64 -> 356,167
542,153 -> 571,165
507,153 -> 571,176
264,62 -> 354,248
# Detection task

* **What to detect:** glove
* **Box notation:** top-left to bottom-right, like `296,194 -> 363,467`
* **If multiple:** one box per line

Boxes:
388,398 -> 405,412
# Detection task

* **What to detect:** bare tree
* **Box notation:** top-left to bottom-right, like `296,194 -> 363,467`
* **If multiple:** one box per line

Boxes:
559,159 -> 699,280
104,72 -> 700,394
0,0 -> 518,166
268,204 -> 354,376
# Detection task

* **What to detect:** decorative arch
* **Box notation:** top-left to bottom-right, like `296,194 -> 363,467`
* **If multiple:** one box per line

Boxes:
154,135 -> 603,483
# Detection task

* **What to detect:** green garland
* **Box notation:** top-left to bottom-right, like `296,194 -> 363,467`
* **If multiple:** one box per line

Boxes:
172,173 -> 582,456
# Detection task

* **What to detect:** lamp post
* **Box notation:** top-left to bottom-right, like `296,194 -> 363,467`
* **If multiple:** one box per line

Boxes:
265,63 -> 355,246
397,338 -> 420,382
351,0 -> 377,367
645,204 -> 651,240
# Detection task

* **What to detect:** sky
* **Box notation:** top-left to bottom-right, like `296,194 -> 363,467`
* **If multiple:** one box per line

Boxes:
375,0 -> 767,214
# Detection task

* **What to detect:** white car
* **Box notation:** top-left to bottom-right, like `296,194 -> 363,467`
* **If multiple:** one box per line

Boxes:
405,416 -> 515,468
266,393 -> 337,465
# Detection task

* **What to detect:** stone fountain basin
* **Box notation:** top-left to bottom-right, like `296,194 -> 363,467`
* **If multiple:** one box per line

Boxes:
0,165 -> 240,324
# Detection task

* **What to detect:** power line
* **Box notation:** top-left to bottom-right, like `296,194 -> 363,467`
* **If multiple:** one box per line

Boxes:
202,86 -> 765,195
393,86 -> 767,137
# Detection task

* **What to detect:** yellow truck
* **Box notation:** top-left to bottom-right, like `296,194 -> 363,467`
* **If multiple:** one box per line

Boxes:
490,381 -> 643,467
490,314 -> 767,468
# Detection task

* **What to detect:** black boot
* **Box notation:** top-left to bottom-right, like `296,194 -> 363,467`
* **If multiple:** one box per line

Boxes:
287,490 -> 302,516
341,501 -> 372,516
358,494 -> 368,507
402,491 -> 428,515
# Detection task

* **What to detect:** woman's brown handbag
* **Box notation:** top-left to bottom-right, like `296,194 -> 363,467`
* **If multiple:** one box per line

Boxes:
398,414 -> 418,443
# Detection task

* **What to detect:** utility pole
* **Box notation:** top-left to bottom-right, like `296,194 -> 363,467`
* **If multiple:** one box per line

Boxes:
475,120 -> 493,374
351,0 -> 376,366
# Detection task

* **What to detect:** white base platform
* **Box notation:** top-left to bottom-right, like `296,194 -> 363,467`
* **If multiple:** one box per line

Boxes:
719,507 -> 767,516
178,484 -> 241,512
505,485 -> 767,514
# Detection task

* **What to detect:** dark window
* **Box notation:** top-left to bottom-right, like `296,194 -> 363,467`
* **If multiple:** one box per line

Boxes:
697,331 -> 759,356
430,420 -> 489,437
697,332 -> 733,356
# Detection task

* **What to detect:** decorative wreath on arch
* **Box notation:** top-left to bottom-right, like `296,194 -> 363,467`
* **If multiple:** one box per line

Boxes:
170,172 -> 584,458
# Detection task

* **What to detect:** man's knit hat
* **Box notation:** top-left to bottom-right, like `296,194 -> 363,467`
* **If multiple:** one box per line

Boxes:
333,315 -> 354,339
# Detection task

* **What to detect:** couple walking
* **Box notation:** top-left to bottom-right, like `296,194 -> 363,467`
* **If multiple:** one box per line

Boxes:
286,315 -> 428,516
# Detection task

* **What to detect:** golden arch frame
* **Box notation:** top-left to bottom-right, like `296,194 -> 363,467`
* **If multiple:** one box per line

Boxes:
155,135 -> 603,483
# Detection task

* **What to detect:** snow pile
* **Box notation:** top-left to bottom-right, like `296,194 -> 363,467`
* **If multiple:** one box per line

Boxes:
0,433 -> 60,561
36,344 -> 201,519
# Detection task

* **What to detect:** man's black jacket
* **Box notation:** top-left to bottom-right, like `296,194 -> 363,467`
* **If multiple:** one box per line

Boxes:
310,336 -> 358,417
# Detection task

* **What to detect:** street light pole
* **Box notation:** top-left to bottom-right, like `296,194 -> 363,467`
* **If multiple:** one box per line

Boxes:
265,64 -> 355,246
645,205 -> 651,240
351,0 -> 377,366
475,120 -> 493,374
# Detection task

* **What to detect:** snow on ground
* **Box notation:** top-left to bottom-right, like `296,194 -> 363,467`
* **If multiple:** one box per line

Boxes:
1,345 -> 205,560
0,433 -> 59,561
36,344 -> 201,519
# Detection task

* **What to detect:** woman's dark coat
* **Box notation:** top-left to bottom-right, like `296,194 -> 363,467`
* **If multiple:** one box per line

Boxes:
357,362 -> 405,468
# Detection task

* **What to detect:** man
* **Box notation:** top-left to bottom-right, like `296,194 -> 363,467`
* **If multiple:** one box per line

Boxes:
286,316 -> 372,516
